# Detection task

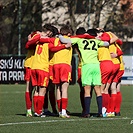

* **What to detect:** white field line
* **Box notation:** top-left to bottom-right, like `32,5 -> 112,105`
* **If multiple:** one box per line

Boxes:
0,117 -> 131,126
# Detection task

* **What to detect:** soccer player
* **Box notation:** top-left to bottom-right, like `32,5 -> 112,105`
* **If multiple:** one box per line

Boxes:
52,25 -> 73,118
24,31 -> 41,117
43,26 -> 59,116
106,32 -> 122,117
59,28 -> 110,117
74,27 -> 86,115
112,42 -> 124,116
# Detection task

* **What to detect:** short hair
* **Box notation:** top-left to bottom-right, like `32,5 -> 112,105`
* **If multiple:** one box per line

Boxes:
76,27 -> 86,35
51,26 -> 59,37
42,24 -> 53,32
87,28 -> 99,36
60,25 -> 72,35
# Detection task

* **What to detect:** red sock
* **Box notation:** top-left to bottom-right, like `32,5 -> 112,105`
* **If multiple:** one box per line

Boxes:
102,93 -> 109,109
115,92 -> 122,113
25,92 -> 32,110
37,96 -> 45,115
110,94 -> 117,113
57,99 -> 62,112
33,96 -> 38,113
62,98 -> 68,110
107,94 -> 111,113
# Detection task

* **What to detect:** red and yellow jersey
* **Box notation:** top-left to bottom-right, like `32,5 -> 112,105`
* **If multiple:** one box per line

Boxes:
107,32 -> 120,64
116,44 -> 124,70
53,37 -> 72,65
49,52 -> 54,66
98,46 -> 112,61
24,49 -> 35,68
109,44 -> 120,64
31,43 -> 49,72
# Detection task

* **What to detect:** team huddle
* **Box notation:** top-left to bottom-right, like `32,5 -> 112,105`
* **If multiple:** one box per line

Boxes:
24,24 -> 124,118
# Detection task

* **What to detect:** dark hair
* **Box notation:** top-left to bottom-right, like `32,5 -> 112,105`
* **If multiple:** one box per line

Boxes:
60,25 -> 72,35
76,27 -> 86,35
42,24 -> 53,32
51,26 -> 59,37
87,28 -> 99,36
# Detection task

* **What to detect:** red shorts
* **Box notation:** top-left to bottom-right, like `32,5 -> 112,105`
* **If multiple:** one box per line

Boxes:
24,67 -> 31,81
53,64 -> 71,84
77,67 -> 81,83
108,64 -> 120,83
49,65 -> 53,81
117,70 -> 124,83
31,69 -> 49,87
100,60 -> 113,84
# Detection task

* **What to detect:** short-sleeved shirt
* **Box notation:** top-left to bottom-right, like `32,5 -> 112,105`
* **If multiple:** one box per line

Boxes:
71,38 -> 104,65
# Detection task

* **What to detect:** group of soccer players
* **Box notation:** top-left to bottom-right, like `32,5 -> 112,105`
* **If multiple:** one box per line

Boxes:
24,23 -> 124,118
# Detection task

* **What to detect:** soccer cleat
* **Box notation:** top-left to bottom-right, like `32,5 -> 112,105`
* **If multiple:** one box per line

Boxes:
106,112 -> 115,117
26,110 -> 32,117
102,113 -> 107,117
66,110 -> 71,115
43,110 -> 53,116
115,112 -> 121,116
82,114 -> 90,118
102,107 -> 107,115
59,113 -> 70,118
34,112 -> 46,117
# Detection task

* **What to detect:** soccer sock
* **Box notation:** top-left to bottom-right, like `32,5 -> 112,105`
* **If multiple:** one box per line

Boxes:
115,92 -> 122,113
107,94 -> 111,113
43,93 -> 48,110
37,96 -> 45,115
84,97 -> 91,115
102,93 -> 105,107
104,94 -> 110,109
80,89 -> 85,112
57,99 -> 62,112
25,92 -> 32,110
49,91 -> 57,113
33,95 -> 38,113
62,98 -> 68,111
110,94 -> 117,113
96,96 -> 102,114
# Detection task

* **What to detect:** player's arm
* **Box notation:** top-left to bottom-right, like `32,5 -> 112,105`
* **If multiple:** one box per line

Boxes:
116,39 -> 123,45
25,34 -> 40,49
109,32 -> 118,44
97,39 -> 110,47
39,37 -> 55,44
59,34 -> 80,45
99,32 -> 111,42
49,43 -> 71,52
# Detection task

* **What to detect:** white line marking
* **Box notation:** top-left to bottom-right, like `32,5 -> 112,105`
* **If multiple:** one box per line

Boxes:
0,117 -> 131,126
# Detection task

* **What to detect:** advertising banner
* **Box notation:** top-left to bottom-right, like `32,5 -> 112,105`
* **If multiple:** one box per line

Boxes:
121,56 -> 133,84
0,55 -> 26,84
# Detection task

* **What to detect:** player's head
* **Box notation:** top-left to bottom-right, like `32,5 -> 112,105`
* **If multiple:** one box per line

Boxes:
60,25 -> 73,36
97,28 -> 105,33
51,26 -> 59,37
76,27 -> 86,35
87,28 -> 99,36
42,23 -> 53,37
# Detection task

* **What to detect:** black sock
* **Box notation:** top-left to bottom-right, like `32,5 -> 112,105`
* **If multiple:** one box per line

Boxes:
96,96 -> 102,114
84,97 -> 91,115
